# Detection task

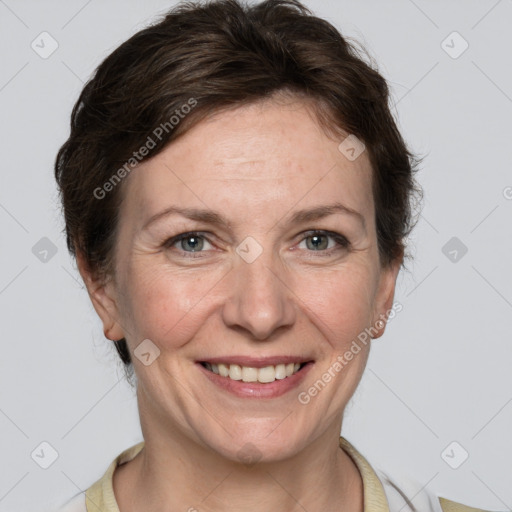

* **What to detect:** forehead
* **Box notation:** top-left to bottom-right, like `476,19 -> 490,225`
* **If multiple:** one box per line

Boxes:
122,98 -> 374,226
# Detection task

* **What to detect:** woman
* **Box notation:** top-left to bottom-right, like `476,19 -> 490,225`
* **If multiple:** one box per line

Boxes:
54,1 -> 497,511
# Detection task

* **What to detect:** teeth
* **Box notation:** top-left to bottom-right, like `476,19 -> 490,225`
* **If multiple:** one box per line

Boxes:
203,362 -> 304,383
229,364 -> 242,380
241,366 -> 258,382
218,363 -> 229,377
274,364 -> 287,380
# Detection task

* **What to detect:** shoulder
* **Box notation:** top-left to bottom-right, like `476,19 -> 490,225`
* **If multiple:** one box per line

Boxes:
438,497 -> 501,512
339,436 -> 499,512
379,471 -> 501,512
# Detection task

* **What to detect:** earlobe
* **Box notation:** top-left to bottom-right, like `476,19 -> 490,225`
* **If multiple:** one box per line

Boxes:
371,256 -> 402,340
75,250 -> 125,342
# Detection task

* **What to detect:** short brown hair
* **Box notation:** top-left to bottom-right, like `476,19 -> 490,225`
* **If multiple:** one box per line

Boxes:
55,0 -> 422,369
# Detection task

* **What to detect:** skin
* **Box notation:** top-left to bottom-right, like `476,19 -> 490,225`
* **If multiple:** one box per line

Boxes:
78,95 -> 402,512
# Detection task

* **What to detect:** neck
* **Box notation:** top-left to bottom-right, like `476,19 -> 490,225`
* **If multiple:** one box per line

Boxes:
113,407 -> 363,512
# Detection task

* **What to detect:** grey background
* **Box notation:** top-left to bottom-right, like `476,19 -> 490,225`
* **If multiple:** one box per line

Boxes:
0,0 -> 511,510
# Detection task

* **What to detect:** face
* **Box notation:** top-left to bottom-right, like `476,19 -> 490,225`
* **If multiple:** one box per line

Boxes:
83,96 -> 401,463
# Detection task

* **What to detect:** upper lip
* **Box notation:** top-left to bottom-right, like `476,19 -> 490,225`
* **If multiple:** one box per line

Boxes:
198,356 -> 313,368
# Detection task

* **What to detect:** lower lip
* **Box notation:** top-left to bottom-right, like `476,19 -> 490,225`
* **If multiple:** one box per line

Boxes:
197,362 -> 314,399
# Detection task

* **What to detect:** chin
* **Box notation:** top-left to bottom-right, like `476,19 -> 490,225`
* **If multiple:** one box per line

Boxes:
199,424 -> 305,464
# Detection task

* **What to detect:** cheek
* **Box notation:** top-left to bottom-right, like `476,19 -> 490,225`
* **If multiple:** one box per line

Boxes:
117,253 -> 379,354
295,264 -> 377,347
118,263 -> 220,348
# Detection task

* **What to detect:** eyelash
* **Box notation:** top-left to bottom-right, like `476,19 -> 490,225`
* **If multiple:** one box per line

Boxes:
163,230 -> 350,259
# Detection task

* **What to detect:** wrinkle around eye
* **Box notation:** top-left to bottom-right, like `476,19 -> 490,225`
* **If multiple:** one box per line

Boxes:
163,232 -> 216,255
296,232 -> 349,253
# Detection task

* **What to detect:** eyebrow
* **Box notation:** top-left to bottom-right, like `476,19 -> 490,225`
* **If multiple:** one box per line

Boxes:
289,203 -> 366,231
142,202 -> 366,232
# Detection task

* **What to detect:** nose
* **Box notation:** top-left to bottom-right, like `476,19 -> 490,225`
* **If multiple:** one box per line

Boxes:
221,249 -> 297,341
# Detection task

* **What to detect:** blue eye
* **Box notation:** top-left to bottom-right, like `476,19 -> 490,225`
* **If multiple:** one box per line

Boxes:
165,233 -> 213,253
298,231 -> 350,253
163,230 -> 350,259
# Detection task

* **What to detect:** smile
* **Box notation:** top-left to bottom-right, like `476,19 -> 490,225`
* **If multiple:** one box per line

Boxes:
200,362 -> 306,383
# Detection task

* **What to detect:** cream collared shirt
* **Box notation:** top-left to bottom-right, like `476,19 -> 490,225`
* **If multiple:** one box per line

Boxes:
57,437 -> 496,512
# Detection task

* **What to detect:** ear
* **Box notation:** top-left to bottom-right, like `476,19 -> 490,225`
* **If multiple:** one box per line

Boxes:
76,250 -> 125,342
370,252 -> 402,340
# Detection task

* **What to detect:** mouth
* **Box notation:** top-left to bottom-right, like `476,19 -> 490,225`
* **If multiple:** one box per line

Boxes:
196,355 -> 315,398
199,361 -> 309,384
